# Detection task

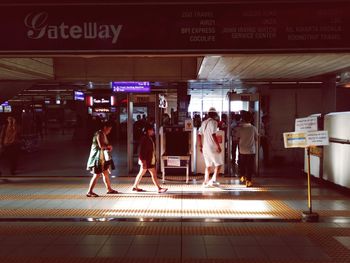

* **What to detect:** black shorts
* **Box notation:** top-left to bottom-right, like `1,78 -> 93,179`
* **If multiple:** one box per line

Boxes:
89,160 -> 115,174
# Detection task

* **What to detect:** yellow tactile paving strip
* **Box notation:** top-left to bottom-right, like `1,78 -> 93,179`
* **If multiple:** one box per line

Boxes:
1,183 -> 270,192
0,192 -> 345,201
0,200 -> 300,219
1,179 -> 349,221
0,192 -> 276,200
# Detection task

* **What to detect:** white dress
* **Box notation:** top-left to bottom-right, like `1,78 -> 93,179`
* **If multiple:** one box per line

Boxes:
199,118 -> 224,167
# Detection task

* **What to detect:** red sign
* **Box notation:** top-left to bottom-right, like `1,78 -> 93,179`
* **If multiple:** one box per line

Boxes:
0,2 -> 349,54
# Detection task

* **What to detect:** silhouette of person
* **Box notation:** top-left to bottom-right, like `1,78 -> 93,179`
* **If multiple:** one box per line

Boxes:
86,121 -> 118,197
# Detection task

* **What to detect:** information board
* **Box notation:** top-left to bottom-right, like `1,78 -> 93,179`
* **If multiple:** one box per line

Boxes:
283,132 -> 307,148
295,117 -> 318,132
167,156 -> 181,167
184,119 -> 193,131
306,131 -> 329,146
284,130 -> 329,148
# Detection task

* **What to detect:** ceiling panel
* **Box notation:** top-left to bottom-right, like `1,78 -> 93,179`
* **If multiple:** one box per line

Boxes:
0,58 -> 53,80
198,54 -> 350,81
54,57 -> 198,82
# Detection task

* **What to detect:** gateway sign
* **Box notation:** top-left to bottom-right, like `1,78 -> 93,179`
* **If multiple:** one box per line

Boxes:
0,3 -> 349,54
24,12 -> 123,44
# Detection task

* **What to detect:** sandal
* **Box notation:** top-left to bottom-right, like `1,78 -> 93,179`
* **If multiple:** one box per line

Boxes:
158,188 -> 168,194
86,192 -> 99,197
106,189 -> 119,194
132,187 -> 144,192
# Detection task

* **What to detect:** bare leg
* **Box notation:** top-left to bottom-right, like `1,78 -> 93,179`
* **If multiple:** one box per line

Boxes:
87,173 -> 101,194
132,167 -> 147,188
211,165 -> 221,182
149,168 -> 167,193
149,168 -> 161,189
204,166 -> 212,184
102,170 -> 114,192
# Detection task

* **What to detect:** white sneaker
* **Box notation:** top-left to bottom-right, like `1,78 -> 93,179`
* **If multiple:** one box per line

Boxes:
208,180 -> 220,187
202,182 -> 211,188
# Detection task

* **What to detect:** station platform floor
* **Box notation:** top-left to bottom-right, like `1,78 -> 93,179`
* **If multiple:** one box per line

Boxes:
0,132 -> 350,262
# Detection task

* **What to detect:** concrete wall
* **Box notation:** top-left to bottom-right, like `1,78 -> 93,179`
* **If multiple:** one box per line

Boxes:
266,80 -> 336,166
336,88 -> 350,112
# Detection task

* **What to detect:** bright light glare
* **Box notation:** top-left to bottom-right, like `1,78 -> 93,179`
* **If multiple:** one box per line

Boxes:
231,200 -> 270,212
231,101 -> 244,112
188,99 -> 246,113
103,199 -> 275,219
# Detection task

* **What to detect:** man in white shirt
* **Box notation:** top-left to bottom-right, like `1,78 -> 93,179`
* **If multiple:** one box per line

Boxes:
198,107 -> 223,187
236,111 -> 258,187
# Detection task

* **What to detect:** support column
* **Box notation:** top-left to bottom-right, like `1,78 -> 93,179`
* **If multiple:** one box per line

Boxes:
322,77 -> 337,114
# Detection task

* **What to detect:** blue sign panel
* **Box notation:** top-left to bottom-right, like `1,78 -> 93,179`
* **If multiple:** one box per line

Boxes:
112,82 -> 151,93
74,91 -> 85,101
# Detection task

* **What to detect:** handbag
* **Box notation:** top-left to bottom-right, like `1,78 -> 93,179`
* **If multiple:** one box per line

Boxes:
103,150 -> 111,161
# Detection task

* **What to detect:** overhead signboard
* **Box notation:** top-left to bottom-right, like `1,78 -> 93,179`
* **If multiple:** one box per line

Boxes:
295,117 -> 318,132
0,3 -> 349,54
112,82 -> 151,93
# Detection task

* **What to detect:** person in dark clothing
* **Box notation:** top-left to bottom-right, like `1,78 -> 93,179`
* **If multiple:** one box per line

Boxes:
35,115 -> 44,139
133,114 -> 144,154
0,116 -> 21,175
231,113 -> 241,167
132,124 -> 167,193
236,112 -> 258,187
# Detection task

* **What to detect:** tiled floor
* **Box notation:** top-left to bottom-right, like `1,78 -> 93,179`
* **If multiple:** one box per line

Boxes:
0,221 -> 350,262
0,133 -> 350,262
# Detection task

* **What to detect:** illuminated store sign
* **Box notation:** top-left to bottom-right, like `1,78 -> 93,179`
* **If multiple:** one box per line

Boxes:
93,98 -> 110,104
112,82 -> 151,93
74,91 -> 85,101
0,101 -> 11,113
94,108 -> 110,113
4,106 -> 12,112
